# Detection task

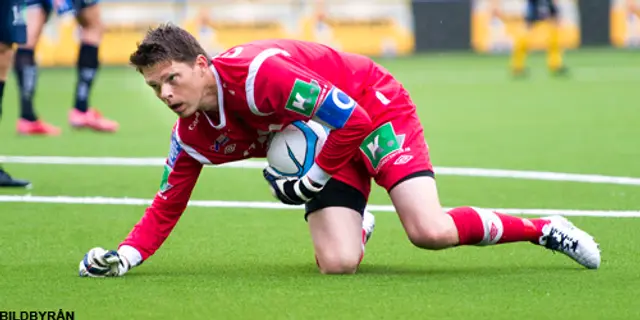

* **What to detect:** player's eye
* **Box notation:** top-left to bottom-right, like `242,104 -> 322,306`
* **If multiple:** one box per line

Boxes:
167,74 -> 177,83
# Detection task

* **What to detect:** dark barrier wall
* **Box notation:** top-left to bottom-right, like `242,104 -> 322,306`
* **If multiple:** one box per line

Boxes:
412,0 -> 612,52
412,0 -> 471,52
579,0 -> 611,46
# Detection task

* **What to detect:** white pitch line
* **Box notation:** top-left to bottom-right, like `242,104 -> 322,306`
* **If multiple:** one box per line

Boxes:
1,195 -> 639,218
0,156 -> 165,166
1,155 -> 640,186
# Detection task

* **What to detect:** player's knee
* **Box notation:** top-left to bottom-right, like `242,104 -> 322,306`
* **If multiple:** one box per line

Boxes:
389,176 -> 456,250
0,44 -> 12,73
78,9 -> 105,42
80,20 -> 104,42
405,223 -> 455,250
316,251 -> 361,275
406,214 -> 458,250
0,43 -> 11,54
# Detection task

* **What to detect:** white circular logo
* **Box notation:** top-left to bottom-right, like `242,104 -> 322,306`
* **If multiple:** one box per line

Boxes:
331,88 -> 356,110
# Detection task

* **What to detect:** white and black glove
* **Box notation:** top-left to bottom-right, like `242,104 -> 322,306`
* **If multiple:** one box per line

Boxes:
78,247 -> 132,278
263,167 -> 324,205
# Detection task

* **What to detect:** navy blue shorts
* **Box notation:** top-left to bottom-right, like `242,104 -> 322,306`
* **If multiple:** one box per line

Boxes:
525,0 -> 558,24
25,0 -> 99,18
0,0 -> 27,45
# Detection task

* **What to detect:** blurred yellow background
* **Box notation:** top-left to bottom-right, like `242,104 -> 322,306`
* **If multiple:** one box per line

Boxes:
34,0 -> 416,66
471,0 -> 580,53
610,0 -> 640,47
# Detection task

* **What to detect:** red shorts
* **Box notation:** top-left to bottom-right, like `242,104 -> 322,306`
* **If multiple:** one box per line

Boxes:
330,87 -> 434,199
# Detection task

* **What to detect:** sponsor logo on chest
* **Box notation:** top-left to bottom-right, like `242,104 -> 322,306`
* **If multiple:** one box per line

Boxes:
211,134 -> 230,152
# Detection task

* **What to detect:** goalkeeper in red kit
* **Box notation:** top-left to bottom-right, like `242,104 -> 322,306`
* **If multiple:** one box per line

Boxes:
78,23 -> 600,277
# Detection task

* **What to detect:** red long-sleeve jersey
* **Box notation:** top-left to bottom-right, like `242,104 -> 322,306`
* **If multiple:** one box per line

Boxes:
120,39 -> 404,261
211,39 -> 381,175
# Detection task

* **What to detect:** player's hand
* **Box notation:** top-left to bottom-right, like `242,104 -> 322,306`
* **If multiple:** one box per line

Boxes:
78,247 -> 131,278
263,167 -> 323,205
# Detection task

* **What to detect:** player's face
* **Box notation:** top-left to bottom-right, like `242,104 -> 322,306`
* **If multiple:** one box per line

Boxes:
141,57 -> 210,118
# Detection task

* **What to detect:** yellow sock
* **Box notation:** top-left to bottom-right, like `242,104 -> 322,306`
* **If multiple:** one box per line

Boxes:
547,23 -> 563,71
510,30 -> 528,73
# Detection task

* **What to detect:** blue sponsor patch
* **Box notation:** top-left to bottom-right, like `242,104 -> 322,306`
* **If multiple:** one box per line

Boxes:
167,132 -> 183,168
313,87 -> 356,129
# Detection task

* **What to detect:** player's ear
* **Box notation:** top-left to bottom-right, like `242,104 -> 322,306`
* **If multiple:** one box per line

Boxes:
195,55 -> 209,75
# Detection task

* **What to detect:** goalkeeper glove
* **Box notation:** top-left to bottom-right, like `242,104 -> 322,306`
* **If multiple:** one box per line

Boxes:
78,247 -> 132,278
263,167 -> 324,205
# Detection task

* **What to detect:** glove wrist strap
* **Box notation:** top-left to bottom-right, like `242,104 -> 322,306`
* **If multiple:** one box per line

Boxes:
118,245 -> 143,268
305,163 -> 331,186
301,176 -> 323,193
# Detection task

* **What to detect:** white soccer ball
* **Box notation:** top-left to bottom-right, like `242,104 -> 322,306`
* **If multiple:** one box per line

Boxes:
267,120 -> 328,178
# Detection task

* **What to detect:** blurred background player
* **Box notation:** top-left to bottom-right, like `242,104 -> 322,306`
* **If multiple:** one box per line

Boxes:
493,0 -> 568,76
13,0 -> 118,136
0,0 -> 31,187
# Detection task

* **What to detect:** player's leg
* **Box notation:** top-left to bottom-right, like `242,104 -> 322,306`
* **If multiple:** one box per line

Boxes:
371,110 -> 600,269
306,207 -> 365,275
545,4 -> 567,75
14,0 -> 60,135
389,176 -> 547,249
510,1 -> 536,76
0,1 -> 31,187
0,41 -> 29,186
69,0 -> 118,132
305,163 -> 374,274
0,42 -> 13,120
511,23 -> 530,76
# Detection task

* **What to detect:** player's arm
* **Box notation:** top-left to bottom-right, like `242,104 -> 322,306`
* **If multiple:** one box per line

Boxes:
118,145 -> 203,263
78,132 -> 204,277
252,51 -> 373,204
490,0 -> 519,22
550,0 -> 561,18
490,0 -> 503,19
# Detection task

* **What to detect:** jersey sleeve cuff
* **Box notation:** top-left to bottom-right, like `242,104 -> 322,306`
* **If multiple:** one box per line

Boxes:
305,163 -> 332,186
118,245 -> 143,267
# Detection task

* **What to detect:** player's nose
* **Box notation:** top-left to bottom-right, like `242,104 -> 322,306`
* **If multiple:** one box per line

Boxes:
160,85 -> 173,100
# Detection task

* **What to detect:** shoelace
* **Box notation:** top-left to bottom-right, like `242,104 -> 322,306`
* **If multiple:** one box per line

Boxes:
544,227 -> 579,253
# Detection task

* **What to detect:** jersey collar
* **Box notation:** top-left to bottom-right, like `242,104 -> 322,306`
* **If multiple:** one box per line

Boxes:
204,63 -> 226,130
